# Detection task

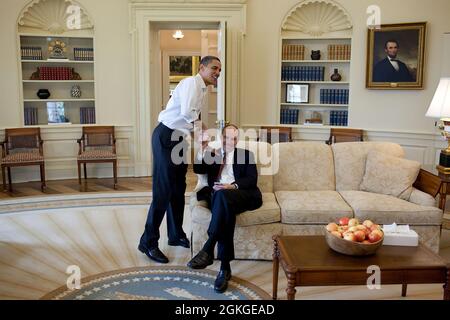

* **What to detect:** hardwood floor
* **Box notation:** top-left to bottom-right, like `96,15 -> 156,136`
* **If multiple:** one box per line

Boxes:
0,170 -> 199,199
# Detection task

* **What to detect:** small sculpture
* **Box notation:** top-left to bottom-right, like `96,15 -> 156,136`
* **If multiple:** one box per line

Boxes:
30,67 -> 40,80
36,89 -> 50,99
331,68 -> 342,81
71,68 -> 82,80
311,50 -> 321,60
71,85 -> 82,98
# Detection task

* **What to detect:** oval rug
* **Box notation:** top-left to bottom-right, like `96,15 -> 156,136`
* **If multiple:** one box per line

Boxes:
41,266 -> 271,300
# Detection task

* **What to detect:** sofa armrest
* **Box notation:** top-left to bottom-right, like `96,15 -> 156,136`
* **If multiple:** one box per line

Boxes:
408,187 -> 438,207
189,174 -> 209,212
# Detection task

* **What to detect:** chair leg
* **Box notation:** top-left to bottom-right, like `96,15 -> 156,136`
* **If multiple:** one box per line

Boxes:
77,161 -> 82,185
113,160 -> 118,189
40,163 -> 46,191
7,167 -> 12,192
84,163 -> 87,179
1,166 -> 6,191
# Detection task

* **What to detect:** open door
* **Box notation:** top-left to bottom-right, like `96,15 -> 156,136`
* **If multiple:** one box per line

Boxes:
216,21 -> 227,130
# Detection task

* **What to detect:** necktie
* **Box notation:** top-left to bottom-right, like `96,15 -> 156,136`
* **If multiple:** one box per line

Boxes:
216,152 -> 226,182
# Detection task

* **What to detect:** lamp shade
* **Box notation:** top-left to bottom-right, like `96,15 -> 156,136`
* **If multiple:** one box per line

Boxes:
426,77 -> 450,119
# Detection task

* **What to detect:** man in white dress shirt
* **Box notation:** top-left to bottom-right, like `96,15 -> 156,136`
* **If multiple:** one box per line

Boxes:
139,56 -> 221,264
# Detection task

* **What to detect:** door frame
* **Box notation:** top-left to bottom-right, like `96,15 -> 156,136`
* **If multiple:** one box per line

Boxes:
129,2 -> 246,176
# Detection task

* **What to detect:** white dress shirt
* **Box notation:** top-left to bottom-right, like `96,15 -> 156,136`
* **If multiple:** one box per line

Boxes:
218,149 -> 236,185
388,56 -> 400,71
158,74 -> 208,133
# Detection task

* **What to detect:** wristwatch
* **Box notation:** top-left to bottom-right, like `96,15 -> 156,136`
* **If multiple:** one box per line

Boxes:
233,183 -> 239,189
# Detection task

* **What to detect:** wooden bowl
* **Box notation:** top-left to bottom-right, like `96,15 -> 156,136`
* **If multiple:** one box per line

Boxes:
325,230 -> 384,256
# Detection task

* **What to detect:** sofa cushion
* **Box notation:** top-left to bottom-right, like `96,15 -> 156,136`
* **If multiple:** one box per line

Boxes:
191,192 -> 280,227
273,142 -> 335,192
332,142 -> 405,191
275,191 -> 353,224
339,191 -> 443,226
237,141 -> 273,193
360,151 -> 421,200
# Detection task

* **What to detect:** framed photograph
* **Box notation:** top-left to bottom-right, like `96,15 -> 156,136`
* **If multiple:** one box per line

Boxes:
366,22 -> 426,90
169,55 -> 200,82
286,83 -> 309,103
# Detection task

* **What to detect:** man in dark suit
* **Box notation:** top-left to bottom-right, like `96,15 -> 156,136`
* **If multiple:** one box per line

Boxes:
373,40 -> 414,83
187,124 -> 263,293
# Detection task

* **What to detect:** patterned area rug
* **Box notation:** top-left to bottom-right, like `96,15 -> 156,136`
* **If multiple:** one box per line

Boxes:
41,266 -> 271,300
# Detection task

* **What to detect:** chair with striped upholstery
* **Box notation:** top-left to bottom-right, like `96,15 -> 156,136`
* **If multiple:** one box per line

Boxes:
77,126 -> 117,189
0,127 -> 46,192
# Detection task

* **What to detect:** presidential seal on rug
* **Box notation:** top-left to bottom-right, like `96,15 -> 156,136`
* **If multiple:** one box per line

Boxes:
41,266 -> 271,300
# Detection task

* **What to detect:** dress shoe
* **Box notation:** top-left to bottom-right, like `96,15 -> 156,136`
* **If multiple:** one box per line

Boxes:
214,269 -> 232,293
138,244 -> 169,264
187,250 -> 213,269
168,237 -> 190,248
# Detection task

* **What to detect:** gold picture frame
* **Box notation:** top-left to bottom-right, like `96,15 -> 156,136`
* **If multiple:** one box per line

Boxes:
366,22 -> 426,90
169,56 -> 200,83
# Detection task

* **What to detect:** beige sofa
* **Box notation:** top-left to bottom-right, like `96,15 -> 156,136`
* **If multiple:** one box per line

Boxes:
189,141 -> 443,260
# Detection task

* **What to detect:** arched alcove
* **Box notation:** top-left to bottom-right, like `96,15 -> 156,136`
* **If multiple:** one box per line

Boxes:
281,0 -> 352,37
18,0 -> 94,35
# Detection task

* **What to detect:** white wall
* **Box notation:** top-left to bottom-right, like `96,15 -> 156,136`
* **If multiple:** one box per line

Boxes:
243,0 -> 450,133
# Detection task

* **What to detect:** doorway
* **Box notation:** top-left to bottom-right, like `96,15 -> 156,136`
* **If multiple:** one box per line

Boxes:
129,2 -> 245,176
159,29 -> 221,130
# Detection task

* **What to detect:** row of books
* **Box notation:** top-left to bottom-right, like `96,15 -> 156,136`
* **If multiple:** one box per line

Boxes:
24,107 -> 38,125
80,107 -> 96,124
282,66 -> 325,81
74,48 -> 94,61
280,109 -> 299,124
282,44 -> 305,60
21,46 -> 43,60
35,67 -> 74,80
320,89 -> 349,105
330,110 -> 348,126
327,45 -> 351,60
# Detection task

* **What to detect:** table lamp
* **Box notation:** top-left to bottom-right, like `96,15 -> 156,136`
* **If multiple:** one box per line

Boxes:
426,77 -> 450,172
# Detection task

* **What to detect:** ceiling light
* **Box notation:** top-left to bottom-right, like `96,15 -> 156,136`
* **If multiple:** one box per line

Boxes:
172,30 -> 184,40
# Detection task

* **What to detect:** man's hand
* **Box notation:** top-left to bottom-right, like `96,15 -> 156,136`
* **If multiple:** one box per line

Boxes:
213,183 -> 236,191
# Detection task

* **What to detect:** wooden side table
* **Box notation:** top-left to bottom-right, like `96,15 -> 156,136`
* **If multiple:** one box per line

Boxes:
414,166 -> 446,210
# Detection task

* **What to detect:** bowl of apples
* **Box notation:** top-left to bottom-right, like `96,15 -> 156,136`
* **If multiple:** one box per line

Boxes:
325,217 -> 384,256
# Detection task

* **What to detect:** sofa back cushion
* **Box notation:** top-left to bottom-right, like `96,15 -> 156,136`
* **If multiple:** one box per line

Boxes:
273,142 -> 335,191
332,142 -> 405,191
237,140 -> 273,193
360,150 -> 421,200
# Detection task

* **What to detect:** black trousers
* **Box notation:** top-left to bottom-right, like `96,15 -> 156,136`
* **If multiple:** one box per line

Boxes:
140,123 -> 188,249
200,188 -> 262,262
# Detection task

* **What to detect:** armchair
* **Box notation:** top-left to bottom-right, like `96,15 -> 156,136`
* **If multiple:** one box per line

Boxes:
77,126 -> 118,189
1,128 -> 45,192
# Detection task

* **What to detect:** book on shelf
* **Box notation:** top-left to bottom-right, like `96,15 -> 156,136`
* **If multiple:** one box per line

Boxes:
320,89 -> 349,105
327,44 -> 351,60
80,107 -> 96,124
24,107 -> 38,125
280,109 -> 299,125
46,58 -> 70,61
329,110 -> 349,126
74,48 -> 94,61
282,66 -> 325,81
21,46 -> 43,60
282,44 -> 305,60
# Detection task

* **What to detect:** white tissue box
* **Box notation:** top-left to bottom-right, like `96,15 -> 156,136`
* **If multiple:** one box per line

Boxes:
382,226 -> 419,247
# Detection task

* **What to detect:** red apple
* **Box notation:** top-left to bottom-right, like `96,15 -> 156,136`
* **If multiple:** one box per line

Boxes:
368,230 -> 383,243
343,232 -> 356,242
331,231 -> 342,238
362,240 -> 371,244
370,224 -> 381,232
356,225 -> 366,231
326,223 -> 339,232
348,218 -> 360,227
348,226 -> 359,233
338,217 -> 350,226
354,230 -> 366,242
363,220 -> 374,228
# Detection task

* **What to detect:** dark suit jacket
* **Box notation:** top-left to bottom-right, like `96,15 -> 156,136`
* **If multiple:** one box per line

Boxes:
193,148 -> 262,211
373,57 -> 414,82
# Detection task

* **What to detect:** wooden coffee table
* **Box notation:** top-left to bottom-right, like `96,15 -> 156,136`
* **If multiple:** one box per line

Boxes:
272,235 -> 449,300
